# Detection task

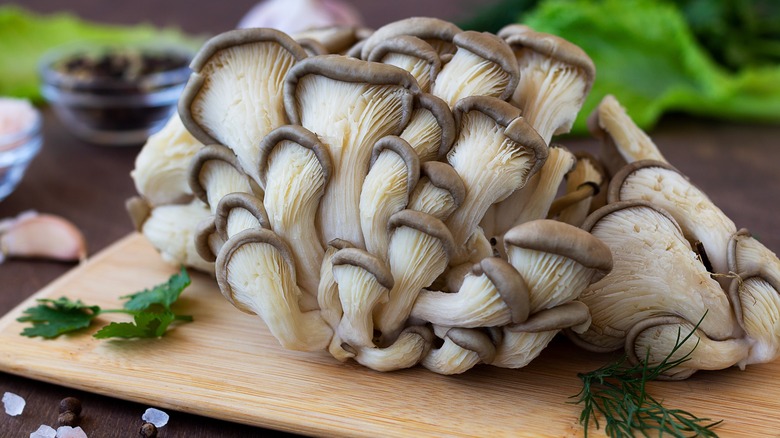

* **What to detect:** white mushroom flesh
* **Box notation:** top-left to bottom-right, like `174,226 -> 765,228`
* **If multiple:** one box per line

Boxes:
381,53 -> 433,92
411,273 -> 511,327
132,114 -> 203,206
738,277 -> 780,364
142,201 -> 214,273
264,140 -> 326,300
595,95 -> 666,164
294,75 -> 411,246
491,330 -> 557,368
374,226 -> 448,343
225,207 -> 263,239
224,241 -> 332,351
400,108 -> 443,162
199,161 -> 253,214
333,264 -> 389,348
191,42 -> 298,180
446,111 -> 537,248
421,337 -> 481,375
578,206 -> 739,351
360,150 -> 412,257
618,166 -> 736,276
557,157 -> 602,226
353,330 -> 430,371
511,51 -> 588,143
407,177 -> 457,221
432,49 -> 512,107
506,247 -> 593,313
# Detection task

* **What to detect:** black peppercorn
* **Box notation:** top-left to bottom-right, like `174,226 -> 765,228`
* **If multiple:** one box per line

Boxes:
58,410 -> 78,427
59,397 -> 82,416
139,422 -> 158,437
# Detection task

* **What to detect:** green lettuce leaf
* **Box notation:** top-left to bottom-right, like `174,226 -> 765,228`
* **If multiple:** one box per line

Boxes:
521,0 -> 780,134
0,5 -> 199,101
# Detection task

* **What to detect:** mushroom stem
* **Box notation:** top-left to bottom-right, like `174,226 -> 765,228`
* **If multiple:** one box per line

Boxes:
553,152 -> 605,226
421,327 -> 496,375
141,200 -> 215,274
352,326 -> 434,372
490,330 -> 558,369
216,229 -> 332,351
318,239 -> 353,329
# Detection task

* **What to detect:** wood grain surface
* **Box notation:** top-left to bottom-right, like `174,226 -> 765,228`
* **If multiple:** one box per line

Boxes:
2,234 -> 780,438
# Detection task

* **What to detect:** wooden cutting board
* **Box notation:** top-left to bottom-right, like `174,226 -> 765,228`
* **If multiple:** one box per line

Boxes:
0,233 -> 777,437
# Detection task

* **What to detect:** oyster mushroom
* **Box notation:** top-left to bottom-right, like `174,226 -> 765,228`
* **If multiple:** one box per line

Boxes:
374,209 -> 456,345
284,55 -> 418,246
492,145 -> 575,239
573,201 -> 741,353
588,94 -> 667,177
549,152 -> 606,226
407,161 -> 466,222
359,135 -> 420,257
351,325 -> 434,372
411,257 -> 530,328
499,24 -> 595,144
188,144 -> 255,214
195,192 -> 270,263
216,228 -> 332,351
422,326 -> 496,375
445,96 -> 547,259
179,28 -> 307,185
367,36 -> 440,92
626,316 -> 750,380
431,31 -> 519,107
609,160 -> 737,279
359,17 -> 461,61
399,93 -> 456,163
293,25 -> 367,55
492,301 -> 591,369
140,200 -> 214,274
318,238 -> 354,329
257,125 -> 331,303
504,219 -> 612,313
131,113 -> 204,206
331,247 -> 393,349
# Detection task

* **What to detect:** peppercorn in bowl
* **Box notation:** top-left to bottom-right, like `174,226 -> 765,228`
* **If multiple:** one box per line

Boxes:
39,42 -> 192,146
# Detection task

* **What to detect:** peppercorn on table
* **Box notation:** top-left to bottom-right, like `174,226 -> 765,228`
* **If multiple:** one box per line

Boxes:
2,0 -> 780,437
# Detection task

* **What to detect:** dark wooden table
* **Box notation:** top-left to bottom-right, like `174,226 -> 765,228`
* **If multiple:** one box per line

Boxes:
1,1 -> 779,437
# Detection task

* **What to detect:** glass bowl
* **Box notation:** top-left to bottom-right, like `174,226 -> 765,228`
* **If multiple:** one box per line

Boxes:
39,42 -> 193,146
0,104 -> 42,202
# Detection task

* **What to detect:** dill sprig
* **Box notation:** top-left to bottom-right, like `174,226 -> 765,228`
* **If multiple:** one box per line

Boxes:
572,315 -> 722,437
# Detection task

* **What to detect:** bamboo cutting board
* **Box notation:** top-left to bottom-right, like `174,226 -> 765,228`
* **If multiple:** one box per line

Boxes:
0,234 -> 778,437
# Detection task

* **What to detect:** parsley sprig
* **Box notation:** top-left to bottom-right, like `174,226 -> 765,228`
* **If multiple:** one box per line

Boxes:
18,267 -> 192,339
572,314 -> 721,438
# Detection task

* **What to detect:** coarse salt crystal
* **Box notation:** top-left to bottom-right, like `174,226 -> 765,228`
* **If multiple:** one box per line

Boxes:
0,97 -> 37,137
142,407 -> 169,427
2,391 -> 25,416
30,424 -> 56,438
55,426 -> 87,438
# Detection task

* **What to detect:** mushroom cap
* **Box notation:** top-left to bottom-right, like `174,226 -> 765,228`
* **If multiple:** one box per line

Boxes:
419,161 -> 466,208
187,144 -> 247,205
498,24 -> 595,92
125,196 -> 151,232
412,93 -> 457,159
292,25 -> 362,54
369,135 -> 420,197
283,54 -> 420,126
180,28 -> 308,146
606,160 -> 682,204
451,31 -> 519,101
453,96 -> 548,178
387,209 -> 457,261
504,219 -> 613,277
214,192 -> 270,241
215,227 -> 297,313
296,38 -> 330,56
366,35 -> 441,88
331,247 -> 395,290
359,17 -> 462,59
256,124 -> 333,189
471,257 -> 531,324
507,301 -> 590,333
445,327 -> 497,364
194,215 -> 218,263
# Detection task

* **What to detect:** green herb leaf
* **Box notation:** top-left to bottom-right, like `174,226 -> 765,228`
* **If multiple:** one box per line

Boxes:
17,297 -> 101,338
93,311 -> 188,339
572,313 -> 720,437
121,266 -> 190,312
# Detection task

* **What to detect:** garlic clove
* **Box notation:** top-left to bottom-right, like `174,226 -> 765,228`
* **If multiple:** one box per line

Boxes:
0,212 -> 87,263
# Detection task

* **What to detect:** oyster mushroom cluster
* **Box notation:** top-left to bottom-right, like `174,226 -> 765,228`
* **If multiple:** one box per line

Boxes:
567,95 -> 780,379
129,18 -> 614,374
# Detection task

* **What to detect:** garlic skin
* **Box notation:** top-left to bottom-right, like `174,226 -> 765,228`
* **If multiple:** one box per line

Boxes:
237,0 -> 363,34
